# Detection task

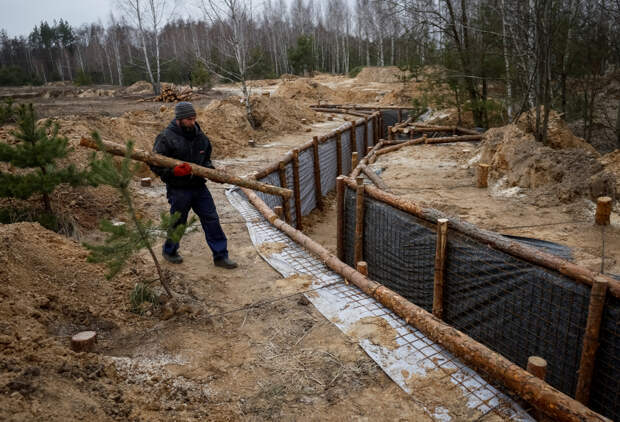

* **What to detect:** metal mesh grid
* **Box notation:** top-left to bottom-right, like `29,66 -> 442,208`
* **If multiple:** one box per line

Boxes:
355,124 -> 365,154
318,137 -> 338,195
226,187 -> 533,422
256,171 -> 282,210
381,110 -> 399,133
367,119 -> 374,147
341,129 -> 352,175
298,147 -> 317,216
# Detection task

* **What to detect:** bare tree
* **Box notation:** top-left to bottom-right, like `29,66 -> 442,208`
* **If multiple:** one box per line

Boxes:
199,0 -> 258,128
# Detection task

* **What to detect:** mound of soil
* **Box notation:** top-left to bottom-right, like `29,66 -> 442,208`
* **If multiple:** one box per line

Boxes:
125,81 -> 153,95
273,78 -> 339,104
478,124 -> 616,204
516,108 -> 598,154
355,66 -> 411,83
0,222 -> 139,421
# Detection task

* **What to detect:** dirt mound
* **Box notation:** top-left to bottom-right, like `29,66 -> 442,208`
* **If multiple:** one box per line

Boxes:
77,88 -> 115,98
355,66 -> 411,83
0,222 -> 140,421
125,80 -> 153,94
601,150 -> 620,195
273,78 -> 339,104
516,108 -> 598,154
478,124 -> 616,203
199,95 -> 319,154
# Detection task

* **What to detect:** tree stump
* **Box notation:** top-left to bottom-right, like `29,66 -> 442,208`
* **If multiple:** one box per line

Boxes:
595,196 -> 612,225
477,163 -> 490,188
71,331 -> 97,352
140,177 -> 151,187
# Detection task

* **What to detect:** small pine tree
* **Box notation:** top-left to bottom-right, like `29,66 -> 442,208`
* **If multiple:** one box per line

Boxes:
83,132 -> 195,299
0,103 -> 86,213
0,98 -> 15,125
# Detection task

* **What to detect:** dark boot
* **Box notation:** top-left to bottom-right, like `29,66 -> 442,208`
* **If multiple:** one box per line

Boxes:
163,251 -> 183,264
214,257 -> 238,269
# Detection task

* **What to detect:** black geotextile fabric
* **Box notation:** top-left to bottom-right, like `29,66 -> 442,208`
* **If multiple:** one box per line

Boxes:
355,124 -> 365,154
381,110 -> 399,134
341,186 -> 618,420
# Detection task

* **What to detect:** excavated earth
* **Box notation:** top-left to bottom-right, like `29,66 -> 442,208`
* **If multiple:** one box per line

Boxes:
1,73 -> 618,421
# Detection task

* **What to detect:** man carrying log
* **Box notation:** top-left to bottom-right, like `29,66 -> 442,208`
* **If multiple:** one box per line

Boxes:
150,101 -> 238,269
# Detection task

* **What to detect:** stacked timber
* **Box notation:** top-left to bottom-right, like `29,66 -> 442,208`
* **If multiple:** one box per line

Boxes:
145,87 -> 192,102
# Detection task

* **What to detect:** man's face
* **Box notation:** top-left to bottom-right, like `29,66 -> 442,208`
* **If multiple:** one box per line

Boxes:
178,116 -> 196,129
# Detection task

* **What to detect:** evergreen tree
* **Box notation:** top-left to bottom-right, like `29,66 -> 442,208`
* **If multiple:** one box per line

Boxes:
0,103 -> 85,213
84,132 -> 195,299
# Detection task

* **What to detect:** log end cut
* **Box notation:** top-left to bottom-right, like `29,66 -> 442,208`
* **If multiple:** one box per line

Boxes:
71,331 -> 97,352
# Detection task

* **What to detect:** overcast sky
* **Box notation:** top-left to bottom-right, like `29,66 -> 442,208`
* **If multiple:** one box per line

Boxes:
0,0 -> 116,37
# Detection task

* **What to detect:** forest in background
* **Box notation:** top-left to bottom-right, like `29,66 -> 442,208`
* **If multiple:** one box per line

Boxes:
0,0 -> 619,150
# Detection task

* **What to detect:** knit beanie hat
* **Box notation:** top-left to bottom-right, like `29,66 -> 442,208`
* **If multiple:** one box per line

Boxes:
175,102 -> 196,120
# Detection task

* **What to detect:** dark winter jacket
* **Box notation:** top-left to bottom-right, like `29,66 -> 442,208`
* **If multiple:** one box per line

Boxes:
150,119 -> 215,188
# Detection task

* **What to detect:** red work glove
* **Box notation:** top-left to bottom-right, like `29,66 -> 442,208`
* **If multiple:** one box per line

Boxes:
173,162 -> 192,177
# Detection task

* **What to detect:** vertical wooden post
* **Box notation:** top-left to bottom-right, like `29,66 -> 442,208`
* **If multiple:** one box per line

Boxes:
312,136 -> 323,210
397,109 -> 403,123
433,218 -> 448,319
575,277 -> 608,404
527,356 -> 548,422
354,176 -> 365,265
477,163 -> 490,188
374,114 -> 380,144
357,261 -> 368,276
336,176 -> 346,261
366,146 -> 373,155
278,161 -> 292,223
274,206 -> 284,220
336,130 -> 343,176
387,125 -> 393,140
363,116 -> 369,154
351,122 -> 357,153
292,148 -> 303,230
595,196 -> 612,225
352,152 -> 359,169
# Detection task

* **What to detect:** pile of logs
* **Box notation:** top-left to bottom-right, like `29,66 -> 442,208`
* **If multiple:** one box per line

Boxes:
144,87 -> 192,103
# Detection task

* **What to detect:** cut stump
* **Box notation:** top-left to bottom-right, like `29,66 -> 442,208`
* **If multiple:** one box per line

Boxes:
71,331 -> 97,352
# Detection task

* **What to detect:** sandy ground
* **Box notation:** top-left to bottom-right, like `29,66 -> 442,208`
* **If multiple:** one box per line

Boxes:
1,70 -> 617,421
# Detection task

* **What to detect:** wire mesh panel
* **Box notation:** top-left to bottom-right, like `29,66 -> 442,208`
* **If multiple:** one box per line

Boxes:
442,231 -> 590,396
341,129 -> 352,175
355,124 -> 365,154
318,137 -> 338,195
381,110 -> 399,134
590,295 -> 620,421
298,147 -> 317,216
257,171 -> 283,210
343,187 -> 356,267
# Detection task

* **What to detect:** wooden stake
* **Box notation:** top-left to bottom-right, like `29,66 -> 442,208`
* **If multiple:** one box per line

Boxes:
595,197 -> 612,226
354,176 -> 365,265
312,136 -> 323,210
575,277 -> 608,404
351,122 -> 357,153
352,152 -> 359,170
278,161 -> 292,223
336,131 -> 343,176
274,206 -> 284,220
292,148 -> 303,230
71,331 -> 97,352
80,137 -> 292,199
363,117 -> 369,153
433,218 -> 448,319
360,165 -> 390,192
387,125 -> 393,140
527,356 -> 547,380
397,109 -> 403,122
477,163 -> 490,188
140,177 -> 152,187
336,176 -> 346,261
357,261 -> 368,276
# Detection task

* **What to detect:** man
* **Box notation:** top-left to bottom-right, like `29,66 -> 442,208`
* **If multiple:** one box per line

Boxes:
150,101 -> 237,269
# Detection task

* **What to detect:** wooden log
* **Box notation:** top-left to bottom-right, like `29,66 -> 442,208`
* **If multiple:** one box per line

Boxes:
357,261 -> 368,276
312,136 -> 323,210
374,114 -> 380,144
527,356 -> 547,380
360,165 -> 390,192
240,186 -> 611,422
352,152 -> 359,170
363,117 -> 369,153
354,176 -> 365,265
336,131 -> 343,176
80,137 -> 292,199
477,163 -> 490,188
71,331 -> 97,352
387,125 -> 393,140
374,134 -> 482,157
254,152 -> 293,179
336,176 -> 346,261
340,176 -> 620,298
292,148 -> 303,230
595,197 -> 612,226
278,161 -> 292,223
274,206 -> 284,220
433,218 -> 448,319
575,277 -> 608,404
